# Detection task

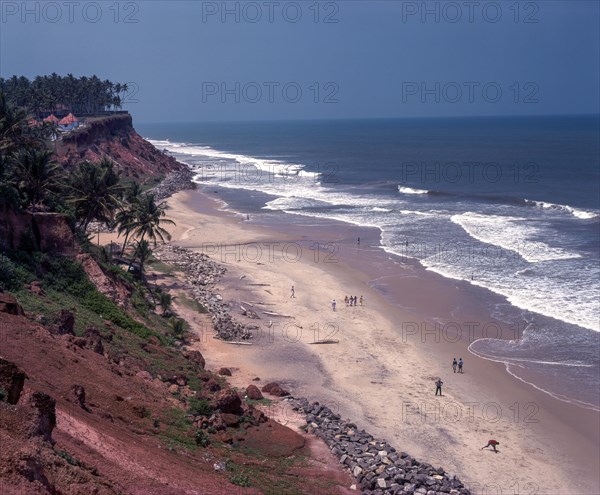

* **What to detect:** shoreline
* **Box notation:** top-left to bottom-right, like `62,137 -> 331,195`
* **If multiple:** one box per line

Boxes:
164,187 -> 599,495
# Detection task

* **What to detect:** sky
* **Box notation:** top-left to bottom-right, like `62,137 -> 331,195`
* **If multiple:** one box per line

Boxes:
1,0 -> 599,123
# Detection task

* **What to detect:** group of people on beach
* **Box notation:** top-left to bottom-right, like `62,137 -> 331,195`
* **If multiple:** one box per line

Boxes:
344,295 -> 362,307
434,358 -> 465,395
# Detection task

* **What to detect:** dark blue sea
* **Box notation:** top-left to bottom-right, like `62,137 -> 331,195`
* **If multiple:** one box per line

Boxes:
138,116 -> 600,409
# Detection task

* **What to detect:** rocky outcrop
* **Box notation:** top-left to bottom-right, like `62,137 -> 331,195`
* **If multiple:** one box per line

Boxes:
0,209 -> 76,254
288,397 -> 471,495
213,389 -> 242,415
185,350 -> 206,370
56,114 -> 184,179
0,358 -> 27,404
262,382 -> 290,397
22,391 -> 57,443
153,244 -> 252,342
245,384 -> 263,400
49,309 -> 75,336
0,293 -> 24,316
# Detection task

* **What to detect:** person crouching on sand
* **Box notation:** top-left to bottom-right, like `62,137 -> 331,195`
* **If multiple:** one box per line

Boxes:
482,440 -> 500,453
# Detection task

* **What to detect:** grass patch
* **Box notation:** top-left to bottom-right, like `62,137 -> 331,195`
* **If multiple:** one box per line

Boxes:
148,259 -> 179,275
177,293 -> 208,313
158,407 -> 196,451
187,397 -> 212,417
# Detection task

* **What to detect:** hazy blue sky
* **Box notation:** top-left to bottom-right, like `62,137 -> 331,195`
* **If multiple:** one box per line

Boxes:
1,0 -> 598,122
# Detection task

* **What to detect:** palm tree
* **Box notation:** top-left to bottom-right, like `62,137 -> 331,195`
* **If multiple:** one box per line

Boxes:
158,291 -> 173,317
169,317 -> 185,339
115,181 -> 142,255
13,149 -> 61,210
126,193 -> 175,246
134,239 -> 152,281
67,158 -> 123,232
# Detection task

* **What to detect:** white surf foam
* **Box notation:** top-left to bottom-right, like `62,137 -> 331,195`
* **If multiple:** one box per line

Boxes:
398,185 -> 428,195
451,212 -> 581,263
525,199 -> 599,220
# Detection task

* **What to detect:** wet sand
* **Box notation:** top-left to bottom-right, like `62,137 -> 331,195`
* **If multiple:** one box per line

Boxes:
107,188 -> 599,495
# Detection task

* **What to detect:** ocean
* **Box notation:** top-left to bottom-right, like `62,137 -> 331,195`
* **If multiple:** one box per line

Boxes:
138,116 -> 600,410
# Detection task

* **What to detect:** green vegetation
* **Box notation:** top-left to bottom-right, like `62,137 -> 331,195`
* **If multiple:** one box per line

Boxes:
1,74 -> 129,115
177,293 -> 208,313
56,450 -> 80,467
187,397 -> 212,417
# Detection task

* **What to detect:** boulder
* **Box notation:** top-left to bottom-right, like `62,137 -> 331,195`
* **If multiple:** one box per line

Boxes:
69,384 -> 86,409
186,350 -> 205,370
221,413 -> 240,427
205,379 -> 221,392
0,293 -> 24,316
136,370 -> 152,381
218,367 -> 232,376
84,326 -> 105,355
50,309 -> 75,335
261,382 -> 290,397
215,389 -> 242,414
24,391 -> 56,443
246,385 -> 263,400
28,281 -> 45,296
0,358 -> 27,404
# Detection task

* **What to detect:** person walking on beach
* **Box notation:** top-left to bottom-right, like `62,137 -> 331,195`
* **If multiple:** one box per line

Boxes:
353,295 -> 358,306
452,358 -> 457,373
458,358 -> 464,373
332,299 -> 336,311
481,440 -> 500,453
360,295 -> 363,306
290,286 -> 295,298
345,295 -> 349,306
435,378 -> 443,396
357,237 -> 360,245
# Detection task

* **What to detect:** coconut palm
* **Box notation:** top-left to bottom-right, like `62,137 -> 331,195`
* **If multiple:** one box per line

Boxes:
13,148 -> 61,210
134,239 -> 152,281
115,181 -> 143,254
67,158 -> 123,232
169,317 -> 185,339
126,193 -> 175,246
158,291 -> 173,317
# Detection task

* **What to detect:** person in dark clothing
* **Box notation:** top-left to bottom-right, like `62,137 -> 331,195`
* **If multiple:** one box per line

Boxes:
452,358 -> 458,373
482,440 -> 500,453
435,378 -> 443,396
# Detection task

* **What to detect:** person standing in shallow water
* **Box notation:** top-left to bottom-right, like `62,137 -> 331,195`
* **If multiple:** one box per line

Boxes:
435,378 -> 443,396
452,358 -> 457,373
458,358 -> 464,373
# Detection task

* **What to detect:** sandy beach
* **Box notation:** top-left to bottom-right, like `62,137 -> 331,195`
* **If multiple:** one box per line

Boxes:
102,187 -> 599,495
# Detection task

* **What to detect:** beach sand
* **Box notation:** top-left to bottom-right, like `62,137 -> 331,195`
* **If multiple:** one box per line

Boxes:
102,188 -> 599,495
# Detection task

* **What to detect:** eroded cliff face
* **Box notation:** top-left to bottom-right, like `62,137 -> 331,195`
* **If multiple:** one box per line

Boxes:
55,114 -> 183,180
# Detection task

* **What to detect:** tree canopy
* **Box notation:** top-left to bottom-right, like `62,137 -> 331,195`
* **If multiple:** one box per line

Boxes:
0,74 -> 130,116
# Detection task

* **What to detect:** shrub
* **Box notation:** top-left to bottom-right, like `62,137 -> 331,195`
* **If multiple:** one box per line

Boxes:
187,397 -> 212,417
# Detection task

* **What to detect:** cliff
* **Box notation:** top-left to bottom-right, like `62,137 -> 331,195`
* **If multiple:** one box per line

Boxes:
55,114 -> 184,180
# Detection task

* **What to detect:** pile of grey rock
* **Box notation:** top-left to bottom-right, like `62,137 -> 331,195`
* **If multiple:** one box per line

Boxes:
287,397 -> 471,495
153,244 -> 252,341
151,168 -> 196,201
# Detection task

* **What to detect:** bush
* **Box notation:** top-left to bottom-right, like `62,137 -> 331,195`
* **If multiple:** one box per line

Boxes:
187,397 -> 212,417
195,430 -> 210,447
229,472 -> 251,487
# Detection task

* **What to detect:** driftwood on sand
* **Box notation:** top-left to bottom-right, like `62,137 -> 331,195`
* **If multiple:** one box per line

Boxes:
263,310 -> 293,318
310,339 -> 340,344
